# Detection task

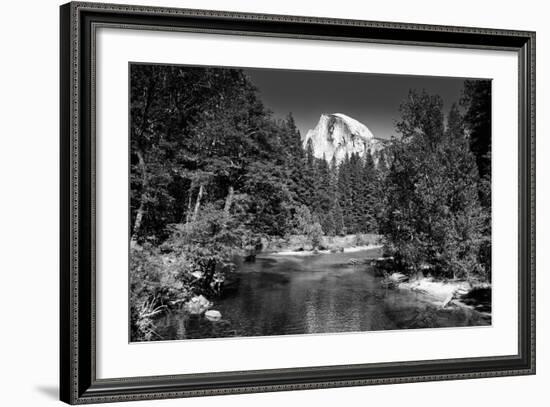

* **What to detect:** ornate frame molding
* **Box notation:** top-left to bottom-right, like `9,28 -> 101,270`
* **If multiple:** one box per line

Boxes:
60,2 -> 535,404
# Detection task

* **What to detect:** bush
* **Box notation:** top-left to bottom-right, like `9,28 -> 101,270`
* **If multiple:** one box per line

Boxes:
308,222 -> 324,250
129,244 -> 192,341
291,205 -> 325,250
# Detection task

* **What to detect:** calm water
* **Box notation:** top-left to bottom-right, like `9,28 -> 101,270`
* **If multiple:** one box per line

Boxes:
156,249 -> 490,340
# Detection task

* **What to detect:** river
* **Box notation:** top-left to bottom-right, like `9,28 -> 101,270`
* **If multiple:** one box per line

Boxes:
155,248 -> 490,340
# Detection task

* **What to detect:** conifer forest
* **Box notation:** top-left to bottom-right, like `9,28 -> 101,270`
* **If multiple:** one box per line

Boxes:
129,64 -> 492,341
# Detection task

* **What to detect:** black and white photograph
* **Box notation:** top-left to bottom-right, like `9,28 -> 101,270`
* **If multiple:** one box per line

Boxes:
0,0 -> 543,405
129,64 -> 492,342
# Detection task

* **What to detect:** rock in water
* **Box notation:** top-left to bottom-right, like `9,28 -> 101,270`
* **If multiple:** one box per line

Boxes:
184,295 -> 211,315
303,113 -> 388,166
205,310 -> 222,321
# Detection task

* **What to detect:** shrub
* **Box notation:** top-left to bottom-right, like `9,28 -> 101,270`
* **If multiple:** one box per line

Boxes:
129,244 -> 192,341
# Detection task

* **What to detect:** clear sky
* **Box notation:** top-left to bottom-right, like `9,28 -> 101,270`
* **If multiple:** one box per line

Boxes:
243,67 -> 481,140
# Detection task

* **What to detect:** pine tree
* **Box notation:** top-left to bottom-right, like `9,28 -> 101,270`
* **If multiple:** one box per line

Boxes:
280,113 -> 306,203
130,65 -> 303,241
326,156 -> 344,236
359,151 -> 378,233
461,80 -> 491,182
302,139 -> 318,209
352,154 -> 359,233
337,154 -> 353,234
314,155 -> 334,234
381,90 -> 488,279
446,103 -> 491,279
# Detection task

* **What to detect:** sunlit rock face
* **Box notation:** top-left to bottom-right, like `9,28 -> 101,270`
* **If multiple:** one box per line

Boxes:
303,113 -> 388,166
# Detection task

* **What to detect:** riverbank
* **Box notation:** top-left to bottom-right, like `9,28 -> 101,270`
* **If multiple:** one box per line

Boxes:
156,247 -> 491,340
393,275 -> 491,314
261,233 -> 382,255
271,244 -> 383,256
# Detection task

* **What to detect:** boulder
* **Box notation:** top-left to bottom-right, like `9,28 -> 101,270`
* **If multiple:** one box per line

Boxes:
205,310 -> 222,321
184,295 -> 211,315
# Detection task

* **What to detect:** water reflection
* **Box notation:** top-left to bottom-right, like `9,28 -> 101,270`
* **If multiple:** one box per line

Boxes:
156,249 -> 490,340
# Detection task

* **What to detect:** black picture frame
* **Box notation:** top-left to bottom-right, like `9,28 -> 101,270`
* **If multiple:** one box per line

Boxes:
60,2 -> 536,404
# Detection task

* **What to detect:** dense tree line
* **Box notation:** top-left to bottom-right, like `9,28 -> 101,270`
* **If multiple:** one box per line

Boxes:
380,87 -> 491,280
130,64 -> 490,277
130,64 -> 381,248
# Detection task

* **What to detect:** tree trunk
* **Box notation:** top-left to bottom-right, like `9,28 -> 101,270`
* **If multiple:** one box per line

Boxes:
130,149 -> 147,247
192,183 -> 205,222
130,81 -> 153,248
185,185 -> 194,224
223,186 -> 234,214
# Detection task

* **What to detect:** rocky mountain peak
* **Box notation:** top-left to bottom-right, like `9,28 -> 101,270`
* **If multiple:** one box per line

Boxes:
303,113 -> 387,165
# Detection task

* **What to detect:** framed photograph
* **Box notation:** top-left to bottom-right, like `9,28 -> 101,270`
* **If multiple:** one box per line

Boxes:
60,1 -> 535,404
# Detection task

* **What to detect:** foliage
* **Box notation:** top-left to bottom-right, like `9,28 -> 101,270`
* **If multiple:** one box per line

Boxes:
129,244 -> 192,341
380,90 -> 490,280
291,205 -> 325,249
162,201 -> 251,293
130,65 -> 274,243
130,64 -> 388,246
308,222 -> 325,250
334,152 -> 380,234
291,205 -> 314,235
129,65 -> 493,329
461,81 -> 492,276
461,80 -> 492,184
242,161 -> 295,236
